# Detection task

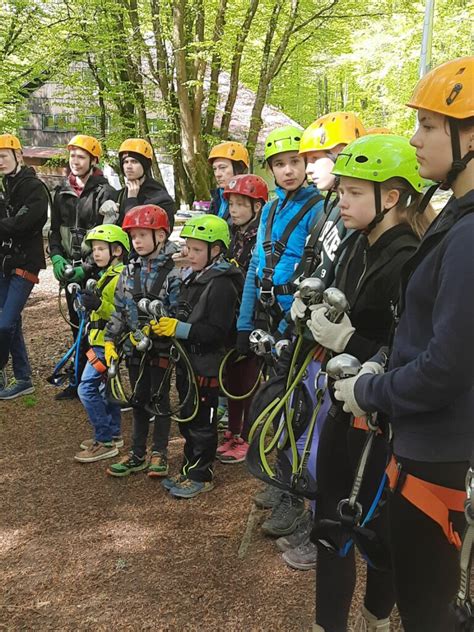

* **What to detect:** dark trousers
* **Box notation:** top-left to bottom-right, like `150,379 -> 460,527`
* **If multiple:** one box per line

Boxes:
313,406 -> 394,631
389,457 -> 467,632
65,285 -> 88,387
177,371 -> 218,483
226,354 -> 260,439
128,362 -> 171,459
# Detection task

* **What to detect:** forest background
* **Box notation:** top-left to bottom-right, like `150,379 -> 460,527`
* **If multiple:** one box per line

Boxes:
1,0 -> 472,202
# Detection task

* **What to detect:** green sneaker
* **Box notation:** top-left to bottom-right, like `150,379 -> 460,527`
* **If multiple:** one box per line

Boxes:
147,452 -> 169,478
107,452 -> 147,477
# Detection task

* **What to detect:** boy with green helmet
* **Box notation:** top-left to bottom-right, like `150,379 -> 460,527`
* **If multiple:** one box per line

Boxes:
74,224 -> 129,464
150,214 -> 244,499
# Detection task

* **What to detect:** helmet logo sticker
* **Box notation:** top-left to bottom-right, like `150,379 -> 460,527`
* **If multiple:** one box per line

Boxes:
228,179 -> 237,189
446,83 -> 463,106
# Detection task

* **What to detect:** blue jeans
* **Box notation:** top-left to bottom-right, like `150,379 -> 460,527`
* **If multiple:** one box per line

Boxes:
78,346 -> 121,442
0,272 -> 34,380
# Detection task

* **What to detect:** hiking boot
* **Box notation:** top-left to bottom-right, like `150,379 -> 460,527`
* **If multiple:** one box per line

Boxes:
80,436 -> 124,450
106,452 -> 147,477
253,484 -> 284,509
276,510 -> 312,552
261,492 -> 305,536
0,379 -> 35,400
74,442 -> 119,463
216,431 -> 234,457
169,478 -> 215,499
0,368 -> 7,390
353,606 -> 390,631
55,385 -> 78,401
162,474 -> 187,491
147,452 -> 169,478
219,437 -> 249,464
282,537 -> 318,570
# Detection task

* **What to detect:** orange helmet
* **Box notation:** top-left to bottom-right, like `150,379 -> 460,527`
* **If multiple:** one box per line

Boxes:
119,138 -> 153,160
208,141 -> 249,168
0,134 -> 22,151
299,112 -> 366,155
407,56 -> 474,119
366,127 -> 393,135
67,134 -> 102,159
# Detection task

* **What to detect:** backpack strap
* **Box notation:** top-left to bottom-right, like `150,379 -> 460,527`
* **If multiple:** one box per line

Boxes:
132,256 -> 174,302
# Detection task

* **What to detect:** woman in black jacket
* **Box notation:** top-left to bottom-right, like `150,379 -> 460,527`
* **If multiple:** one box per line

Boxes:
0,134 -> 48,399
296,134 -> 434,632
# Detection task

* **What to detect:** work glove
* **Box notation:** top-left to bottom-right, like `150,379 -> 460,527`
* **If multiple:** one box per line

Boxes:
150,317 -> 178,338
290,292 -> 307,322
333,361 -> 384,416
104,341 -> 118,367
235,331 -> 252,356
69,266 -> 85,283
51,255 -> 68,281
130,325 -> 151,347
81,290 -> 101,312
307,305 -> 355,352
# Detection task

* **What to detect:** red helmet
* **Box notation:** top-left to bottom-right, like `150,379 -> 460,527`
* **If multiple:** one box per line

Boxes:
223,174 -> 269,202
122,205 -> 170,234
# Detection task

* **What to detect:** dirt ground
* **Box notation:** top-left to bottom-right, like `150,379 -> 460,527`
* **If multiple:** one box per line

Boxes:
1,280 -> 405,632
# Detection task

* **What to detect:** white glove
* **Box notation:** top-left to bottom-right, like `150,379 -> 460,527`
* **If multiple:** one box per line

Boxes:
98,200 -> 119,224
306,306 -> 355,352
333,361 -> 384,416
290,292 -> 307,322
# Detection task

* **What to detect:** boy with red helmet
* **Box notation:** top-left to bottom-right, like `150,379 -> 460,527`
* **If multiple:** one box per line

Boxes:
216,174 -> 268,464
104,204 -> 181,477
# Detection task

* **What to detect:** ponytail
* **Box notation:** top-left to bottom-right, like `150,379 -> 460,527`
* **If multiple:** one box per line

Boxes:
381,177 -> 436,239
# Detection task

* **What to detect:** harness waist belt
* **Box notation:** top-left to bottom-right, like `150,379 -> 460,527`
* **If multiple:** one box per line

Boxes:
14,268 -> 39,284
386,456 -> 465,550
86,348 -> 107,374
352,416 -> 383,435
255,276 -> 296,295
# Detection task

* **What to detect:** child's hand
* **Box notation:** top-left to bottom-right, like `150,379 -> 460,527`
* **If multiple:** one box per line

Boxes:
81,290 -> 101,312
104,341 -> 118,366
172,245 -> 191,267
151,317 -> 178,337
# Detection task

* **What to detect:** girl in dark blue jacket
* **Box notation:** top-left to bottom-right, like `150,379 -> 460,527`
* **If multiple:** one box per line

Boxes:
334,57 -> 474,632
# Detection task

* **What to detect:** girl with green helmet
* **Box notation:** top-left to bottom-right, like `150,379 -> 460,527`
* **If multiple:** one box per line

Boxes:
149,214 -> 244,499
297,135 -> 434,632
74,224 -> 129,464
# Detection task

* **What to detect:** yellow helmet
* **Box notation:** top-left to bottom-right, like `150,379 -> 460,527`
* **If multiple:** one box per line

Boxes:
67,134 -> 102,159
407,56 -> 474,119
366,127 -> 393,135
119,138 -> 153,160
208,141 -> 249,168
0,134 -> 22,151
299,112 -> 366,155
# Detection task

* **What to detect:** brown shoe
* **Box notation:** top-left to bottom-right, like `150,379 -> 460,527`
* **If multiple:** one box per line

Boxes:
147,452 -> 169,478
74,442 -> 119,463
80,436 -> 124,450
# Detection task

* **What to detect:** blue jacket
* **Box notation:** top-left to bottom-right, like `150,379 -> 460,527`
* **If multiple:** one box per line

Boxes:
237,185 -> 324,333
355,191 -> 474,462
210,188 -> 229,220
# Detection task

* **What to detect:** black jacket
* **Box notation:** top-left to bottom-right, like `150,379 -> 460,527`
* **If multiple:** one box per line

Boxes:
49,170 -> 118,261
335,223 -> 419,362
229,217 -> 259,273
355,191 -> 474,462
0,166 -> 49,274
118,175 -> 175,229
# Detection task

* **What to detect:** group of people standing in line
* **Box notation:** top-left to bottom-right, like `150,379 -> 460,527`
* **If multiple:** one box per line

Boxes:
0,56 -> 472,632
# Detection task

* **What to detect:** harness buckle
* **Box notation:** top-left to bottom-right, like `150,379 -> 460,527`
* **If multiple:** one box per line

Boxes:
259,286 -> 275,307
337,498 -> 363,526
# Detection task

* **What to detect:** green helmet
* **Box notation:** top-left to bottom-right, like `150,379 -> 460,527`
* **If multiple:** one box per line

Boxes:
180,214 -> 230,248
332,134 -> 425,192
264,126 -> 303,163
85,223 -> 130,252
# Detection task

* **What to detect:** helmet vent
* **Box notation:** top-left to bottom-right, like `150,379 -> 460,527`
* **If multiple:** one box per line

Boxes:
355,155 -> 368,163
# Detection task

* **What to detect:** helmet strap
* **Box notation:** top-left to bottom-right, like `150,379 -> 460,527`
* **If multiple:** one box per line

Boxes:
365,182 -> 394,234
444,118 -> 474,187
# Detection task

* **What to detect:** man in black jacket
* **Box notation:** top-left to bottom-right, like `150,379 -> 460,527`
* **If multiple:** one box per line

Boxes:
49,134 -> 119,400
0,134 -> 48,400
117,138 -> 175,229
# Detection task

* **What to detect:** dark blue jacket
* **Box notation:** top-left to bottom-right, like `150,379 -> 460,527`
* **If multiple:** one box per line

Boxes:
355,191 -> 474,462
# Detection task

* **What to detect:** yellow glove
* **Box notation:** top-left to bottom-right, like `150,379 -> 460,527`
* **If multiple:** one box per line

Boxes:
104,341 -> 118,367
129,325 -> 151,347
150,317 -> 178,338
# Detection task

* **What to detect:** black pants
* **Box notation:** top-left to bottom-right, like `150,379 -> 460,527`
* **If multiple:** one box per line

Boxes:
389,457 -> 467,632
65,284 -> 88,387
128,362 -> 171,459
176,371 -> 218,483
313,406 -> 394,632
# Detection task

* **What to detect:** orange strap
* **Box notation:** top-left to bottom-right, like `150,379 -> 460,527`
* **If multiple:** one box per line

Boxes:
86,348 -> 107,374
386,456 -> 465,550
351,415 -> 383,434
14,268 -> 39,284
